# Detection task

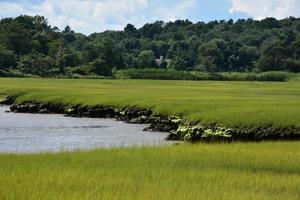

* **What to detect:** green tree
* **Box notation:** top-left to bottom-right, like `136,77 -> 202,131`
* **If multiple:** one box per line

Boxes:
198,39 -> 227,72
137,50 -> 156,68
170,55 -> 190,71
256,40 -> 289,71
86,58 -> 113,76
2,14 -> 300,77
292,36 -> 300,57
17,53 -> 55,76
285,59 -> 300,72
124,24 -> 137,36
0,48 -> 16,69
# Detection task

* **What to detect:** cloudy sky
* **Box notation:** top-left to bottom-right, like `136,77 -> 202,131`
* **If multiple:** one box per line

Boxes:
0,0 -> 300,35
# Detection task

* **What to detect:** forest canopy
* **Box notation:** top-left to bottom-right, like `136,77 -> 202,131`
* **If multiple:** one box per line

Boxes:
0,15 -> 300,76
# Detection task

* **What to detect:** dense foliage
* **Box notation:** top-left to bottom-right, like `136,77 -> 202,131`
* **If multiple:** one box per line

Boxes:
1,15 -> 300,76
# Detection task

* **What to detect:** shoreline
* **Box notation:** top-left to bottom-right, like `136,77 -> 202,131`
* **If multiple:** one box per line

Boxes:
1,96 -> 300,142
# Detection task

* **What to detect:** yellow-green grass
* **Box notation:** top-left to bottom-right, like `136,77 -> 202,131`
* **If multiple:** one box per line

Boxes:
0,142 -> 300,200
0,78 -> 300,128
1,78 -> 300,199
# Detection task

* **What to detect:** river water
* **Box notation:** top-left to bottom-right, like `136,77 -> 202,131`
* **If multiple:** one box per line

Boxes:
0,106 -> 170,153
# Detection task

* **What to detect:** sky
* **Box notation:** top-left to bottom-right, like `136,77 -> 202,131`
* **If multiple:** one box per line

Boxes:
0,0 -> 300,35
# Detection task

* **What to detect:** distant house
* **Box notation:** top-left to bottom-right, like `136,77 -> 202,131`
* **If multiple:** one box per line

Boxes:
155,56 -> 171,67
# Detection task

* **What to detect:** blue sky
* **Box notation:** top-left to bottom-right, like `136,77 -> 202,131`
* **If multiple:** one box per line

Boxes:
0,0 -> 299,35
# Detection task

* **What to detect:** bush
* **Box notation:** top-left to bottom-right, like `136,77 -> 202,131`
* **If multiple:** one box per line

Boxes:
0,69 -> 29,77
70,66 -> 89,75
196,71 -> 290,82
258,71 -> 289,82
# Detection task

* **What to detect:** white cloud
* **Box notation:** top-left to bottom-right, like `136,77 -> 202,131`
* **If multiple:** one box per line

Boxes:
230,0 -> 300,19
0,2 -> 26,16
154,0 -> 196,22
0,0 -> 198,34
0,0 -> 149,34
43,0 -> 149,34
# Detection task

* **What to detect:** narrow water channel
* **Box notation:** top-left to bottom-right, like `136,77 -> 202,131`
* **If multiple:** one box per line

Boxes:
0,106 -> 170,153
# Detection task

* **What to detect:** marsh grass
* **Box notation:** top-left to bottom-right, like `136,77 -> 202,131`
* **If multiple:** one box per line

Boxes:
1,78 -> 300,199
115,69 -> 292,81
0,78 -> 299,127
0,142 -> 299,200
115,68 -> 200,80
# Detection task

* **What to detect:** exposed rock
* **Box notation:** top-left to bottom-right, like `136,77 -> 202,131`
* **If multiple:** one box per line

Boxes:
38,108 -> 49,114
0,96 -> 15,105
166,123 -> 300,142
128,118 -> 142,124
65,107 -> 76,115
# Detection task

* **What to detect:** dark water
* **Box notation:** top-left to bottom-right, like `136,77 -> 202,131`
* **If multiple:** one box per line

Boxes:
0,106 -> 170,153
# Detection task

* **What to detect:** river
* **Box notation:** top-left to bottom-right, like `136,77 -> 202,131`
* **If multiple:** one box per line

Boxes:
0,106 -> 170,153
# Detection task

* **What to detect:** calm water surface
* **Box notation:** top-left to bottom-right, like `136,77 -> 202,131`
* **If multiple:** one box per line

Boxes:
0,106 -> 170,153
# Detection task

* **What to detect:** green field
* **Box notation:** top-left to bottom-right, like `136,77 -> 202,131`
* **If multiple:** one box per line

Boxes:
0,78 -> 300,127
1,78 -> 300,199
0,142 -> 300,200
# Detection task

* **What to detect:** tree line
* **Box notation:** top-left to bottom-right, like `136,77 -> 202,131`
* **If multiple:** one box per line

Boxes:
0,15 -> 300,76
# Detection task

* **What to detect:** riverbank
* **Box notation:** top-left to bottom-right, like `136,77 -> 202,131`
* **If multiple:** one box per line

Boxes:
3,100 -> 300,142
1,78 -> 300,142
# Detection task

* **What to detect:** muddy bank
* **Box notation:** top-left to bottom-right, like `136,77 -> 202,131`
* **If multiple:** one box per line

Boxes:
1,96 -> 300,142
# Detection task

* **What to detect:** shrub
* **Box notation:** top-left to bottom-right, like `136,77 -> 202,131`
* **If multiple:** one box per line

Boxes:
258,71 -> 289,82
70,66 -> 89,75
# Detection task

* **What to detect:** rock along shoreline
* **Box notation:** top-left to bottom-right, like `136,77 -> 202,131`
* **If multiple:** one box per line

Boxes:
1,96 -> 300,142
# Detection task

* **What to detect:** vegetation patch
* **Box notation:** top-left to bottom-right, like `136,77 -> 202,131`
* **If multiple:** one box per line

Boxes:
115,68 -> 201,80
116,68 -> 291,81
0,69 -> 27,77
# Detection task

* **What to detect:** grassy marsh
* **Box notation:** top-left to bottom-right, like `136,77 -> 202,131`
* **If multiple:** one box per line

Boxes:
1,78 -> 300,199
0,78 -> 299,127
0,142 -> 300,200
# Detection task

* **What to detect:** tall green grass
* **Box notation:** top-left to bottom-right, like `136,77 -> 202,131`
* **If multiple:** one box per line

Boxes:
0,78 -> 299,128
1,78 -> 299,199
115,68 -> 200,80
115,69 -> 291,81
0,142 -> 299,200
217,71 -> 290,81
0,69 -> 27,77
